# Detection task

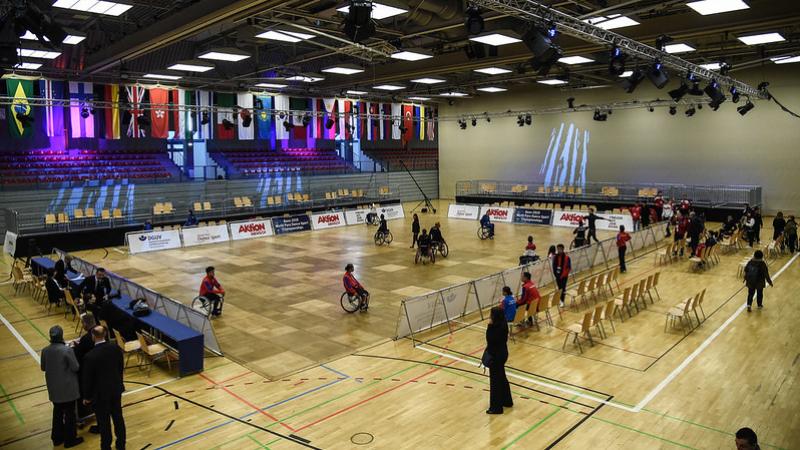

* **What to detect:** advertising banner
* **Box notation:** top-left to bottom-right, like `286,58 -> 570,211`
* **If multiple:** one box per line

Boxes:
229,219 -> 274,241
127,230 -> 182,254
512,208 -> 553,226
479,206 -> 514,223
272,214 -> 311,235
552,210 -> 633,231
3,231 -> 17,257
447,204 -> 480,220
311,211 -> 347,230
344,208 -> 371,226
379,203 -> 405,221
182,224 -> 230,247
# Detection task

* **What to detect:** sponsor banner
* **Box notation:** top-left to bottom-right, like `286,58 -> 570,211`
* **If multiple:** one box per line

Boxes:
379,203 -> 405,221
3,231 -> 17,256
230,219 -> 274,241
513,208 -> 553,226
447,203 -> 480,220
128,230 -> 182,254
552,210 -> 633,231
479,206 -> 514,223
311,211 -> 346,230
344,208 -> 371,225
182,224 -> 230,247
272,214 -> 311,235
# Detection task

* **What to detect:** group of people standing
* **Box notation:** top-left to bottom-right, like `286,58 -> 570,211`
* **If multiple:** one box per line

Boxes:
411,213 -> 445,257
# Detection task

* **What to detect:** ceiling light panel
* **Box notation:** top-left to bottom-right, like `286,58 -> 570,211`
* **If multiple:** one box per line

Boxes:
255,30 -> 315,42
53,0 -> 132,16
699,62 -> 721,70
558,56 -> 594,64
346,90 -> 367,95
663,43 -> 696,53
17,48 -> 61,59
411,77 -> 445,84
336,2 -> 408,20
374,84 -> 405,91
686,0 -> 749,15
143,73 -> 182,80
286,75 -> 324,82
21,30 -> 86,45
408,97 -> 430,101
771,56 -> 800,64
537,79 -> 567,85
477,87 -> 506,93
737,32 -> 785,45
584,15 -> 639,30
321,66 -> 364,75
618,70 -> 633,77
474,67 -> 512,75
14,62 -> 43,70
255,83 -> 288,88
439,92 -> 468,97
390,50 -> 433,61
469,32 -> 522,46
168,62 -> 214,72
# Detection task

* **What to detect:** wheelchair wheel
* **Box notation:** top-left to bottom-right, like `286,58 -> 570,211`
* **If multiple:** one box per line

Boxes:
478,227 -> 490,240
439,241 -> 449,258
430,250 -> 436,264
340,292 -> 361,313
191,296 -> 212,317
414,249 -> 421,264
384,231 -> 393,244
374,232 -> 383,246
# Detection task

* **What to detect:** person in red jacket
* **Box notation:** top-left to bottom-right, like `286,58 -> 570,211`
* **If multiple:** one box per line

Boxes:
343,264 -> 369,312
515,272 -> 541,327
629,203 -> 642,231
654,192 -> 665,221
552,244 -> 571,307
199,266 -> 225,316
616,225 -> 632,273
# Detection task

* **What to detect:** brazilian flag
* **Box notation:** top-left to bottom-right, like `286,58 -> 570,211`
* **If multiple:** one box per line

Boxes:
6,79 -> 34,138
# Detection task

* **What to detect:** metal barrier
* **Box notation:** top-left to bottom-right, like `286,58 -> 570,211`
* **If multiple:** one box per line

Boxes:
52,248 -> 222,356
395,222 -> 666,341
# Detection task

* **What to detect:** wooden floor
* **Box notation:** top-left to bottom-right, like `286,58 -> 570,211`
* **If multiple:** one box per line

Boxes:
1,200 -> 799,450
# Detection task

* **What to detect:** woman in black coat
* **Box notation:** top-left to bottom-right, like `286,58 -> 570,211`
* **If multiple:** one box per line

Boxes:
485,306 -> 512,414
744,250 -> 773,312
411,214 -> 420,248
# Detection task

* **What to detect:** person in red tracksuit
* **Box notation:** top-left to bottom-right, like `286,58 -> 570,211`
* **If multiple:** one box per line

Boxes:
343,264 -> 369,312
654,192 -> 664,221
629,203 -> 642,231
552,244 -> 571,307
515,272 -> 541,327
199,266 -> 225,316
616,225 -> 632,273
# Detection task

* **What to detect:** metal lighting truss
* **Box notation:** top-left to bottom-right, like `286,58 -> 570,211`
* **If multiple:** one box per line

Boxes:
471,0 -> 765,98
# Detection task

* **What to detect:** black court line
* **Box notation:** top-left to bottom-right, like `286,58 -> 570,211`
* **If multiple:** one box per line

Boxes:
352,353 -> 597,413
139,444 -> 151,450
164,420 -> 175,431
422,342 -> 613,397
0,429 -> 50,448
545,394 -> 613,449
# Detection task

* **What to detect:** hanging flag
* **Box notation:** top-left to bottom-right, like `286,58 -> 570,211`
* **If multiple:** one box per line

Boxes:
402,104 -> 413,143
197,90 -> 213,139
419,105 -> 425,141
6,79 -> 34,139
378,103 -> 385,140
215,93 -> 235,139
274,94 -> 290,140
169,89 -> 180,136
312,98 -> 321,139
40,79 -> 65,138
427,107 -> 436,141
178,89 -> 196,140
149,88 -> 169,138
359,102 -> 367,140
255,95 -> 272,140
391,103 -> 402,140
102,84 -> 120,139
69,82 -> 95,138
322,98 -> 336,139
123,85 -> 146,138
237,93 -> 254,140
366,102 -> 373,140
289,97 -> 309,139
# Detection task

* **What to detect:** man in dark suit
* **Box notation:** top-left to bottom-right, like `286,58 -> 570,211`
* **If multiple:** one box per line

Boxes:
80,268 -> 113,320
82,326 -> 126,450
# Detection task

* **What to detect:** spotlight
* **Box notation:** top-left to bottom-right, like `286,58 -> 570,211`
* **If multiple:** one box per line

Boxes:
459,119 -> 467,130
242,113 -> 252,128
621,69 -> 645,93
283,120 -> 293,132
648,106 -> 655,112
254,99 -> 264,110
302,114 -> 311,127
593,110 -> 608,121
201,111 -> 210,125
464,5 -> 484,35
344,0 -> 375,43
222,119 -> 234,130
688,81 -> 704,96
719,62 -> 732,76
655,35 -> 673,52
646,60 -> 669,89
278,111 -> 286,119
525,114 -> 532,125
522,26 -> 563,76
471,118 -> 477,127
546,21 -> 557,38
325,117 -> 335,129
704,80 -> 726,109
608,46 -> 627,76
737,100 -> 754,116
669,106 -> 677,115
669,82 -> 689,101
567,97 -> 575,109
685,106 -> 695,117
80,107 -> 90,119
516,115 -> 524,127
730,86 -> 740,103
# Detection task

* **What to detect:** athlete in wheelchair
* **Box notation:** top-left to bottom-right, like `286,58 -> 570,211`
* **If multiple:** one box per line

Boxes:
365,204 -> 379,226
415,229 -> 435,264
341,263 -> 369,313
193,266 -> 225,317
478,213 -> 495,240
374,214 -> 393,245
430,222 -> 448,257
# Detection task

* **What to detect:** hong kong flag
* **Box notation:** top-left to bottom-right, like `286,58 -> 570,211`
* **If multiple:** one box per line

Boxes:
149,88 -> 169,138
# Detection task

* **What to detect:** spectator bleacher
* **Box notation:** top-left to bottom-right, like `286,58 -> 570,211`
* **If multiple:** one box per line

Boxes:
210,147 -> 354,177
362,147 -> 438,171
0,149 -> 179,185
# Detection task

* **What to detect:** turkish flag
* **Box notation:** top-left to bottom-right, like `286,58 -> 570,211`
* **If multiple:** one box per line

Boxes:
402,104 -> 413,144
149,88 -> 169,138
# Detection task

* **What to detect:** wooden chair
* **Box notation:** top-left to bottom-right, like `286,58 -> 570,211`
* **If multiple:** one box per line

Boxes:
57,212 -> 70,225
203,201 -> 212,211
628,281 -> 643,314
137,332 -> 171,376
85,208 -> 96,220
600,300 -> 616,334
563,311 -> 594,353
509,307 -> 528,343
592,304 -> 606,339
274,196 -> 282,206
242,197 -> 253,207
164,202 -> 174,214
302,194 -> 310,203
651,272 -> 661,300
268,196 -> 275,206
113,329 -> 141,368
101,209 -> 111,220
45,213 -> 57,226
74,209 -> 85,221
565,279 -> 587,310
655,241 -> 673,265
643,274 -> 656,304
193,202 -> 202,211
153,203 -> 164,215
233,197 -> 243,208
665,297 -> 694,334
539,293 -> 556,327
112,208 -> 122,219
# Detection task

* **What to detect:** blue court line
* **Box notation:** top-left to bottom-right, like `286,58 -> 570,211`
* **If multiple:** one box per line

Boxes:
156,365 -> 350,449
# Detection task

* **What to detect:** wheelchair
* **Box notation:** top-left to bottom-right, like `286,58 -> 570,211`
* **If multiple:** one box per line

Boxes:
477,225 -> 492,240
191,294 -> 224,318
432,240 -> 449,258
366,213 -> 379,226
340,291 -> 368,313
415,245 -> 436,265
374,229 -> 393,246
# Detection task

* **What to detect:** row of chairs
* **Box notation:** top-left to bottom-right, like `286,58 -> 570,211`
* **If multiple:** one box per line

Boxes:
153,202 -> 175,215
665,289 -> 707,334
689,245 -> 720,271
233,197 -> 254,208
536,185 -> 584,196
564,267 -> 623,310
45,208 -> 123,225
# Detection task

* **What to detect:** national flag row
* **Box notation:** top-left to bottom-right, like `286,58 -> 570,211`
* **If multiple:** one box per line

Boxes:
3,79 -> 437,142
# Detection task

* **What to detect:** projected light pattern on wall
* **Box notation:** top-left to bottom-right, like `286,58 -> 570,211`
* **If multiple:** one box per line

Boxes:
539,123 -> 589,189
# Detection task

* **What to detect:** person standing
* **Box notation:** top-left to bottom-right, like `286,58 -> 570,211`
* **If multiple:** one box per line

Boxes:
772,211 -> 785,241
82,326 -> 126,450
616,225 -> 632,273
785,215 -> 797,253
410,213 -> 420,249
552,244 -> 571,307
744,213 -> 756,247
743,250 -> 773,312
654,192 -> 664,221
484,306 -> 512,414
41,325 -> 84,448
629,203 -> 642,231
679,196 -> 691,217
753,207 -> 763,244
572,220 -> 588,248
687,212 -> 704,257
584,208 -> 605,244
71,313 -> 97,428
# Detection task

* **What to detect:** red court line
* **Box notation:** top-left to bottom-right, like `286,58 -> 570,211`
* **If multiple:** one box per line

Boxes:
198,373 -> 297,432
218,370 -> 253,384
293,344 -> 482,432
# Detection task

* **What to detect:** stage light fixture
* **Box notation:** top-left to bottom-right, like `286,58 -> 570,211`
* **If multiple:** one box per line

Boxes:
201,111 -> 210,125
704,80 -> 726,109
567,97 -> 575,109
719,62 -> 732,75
608,46 -> 627,76
525,114 -> 532,125
344,0 -> 376,43
522,26 -> 563,76
646,60 -> 669,89
621,69 -> 645,93
737,100 -> 754,116
242,114 -> 252,128
464,5 -> 484,35
516,115 -> 524,127
655,34 -> 674,52
471,118 -> 477,127
669,106 -> 677,115
593,110 -> 608,121
80,107 -> 90,119
648,106 -> 655,112
730,86 -> 740,103
669,82 -> 689,101
325,117 -> 335,129
685,106 -> 696,117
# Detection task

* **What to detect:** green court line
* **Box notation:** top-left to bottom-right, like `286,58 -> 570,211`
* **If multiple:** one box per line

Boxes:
0,292 -> 48,341
246,434 -> 270,449
592,416 -> 698,449
0,383 -> 25,425
503,407 -> 561,449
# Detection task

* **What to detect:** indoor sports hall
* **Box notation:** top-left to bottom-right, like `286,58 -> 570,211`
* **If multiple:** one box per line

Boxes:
1,1 -> 799,449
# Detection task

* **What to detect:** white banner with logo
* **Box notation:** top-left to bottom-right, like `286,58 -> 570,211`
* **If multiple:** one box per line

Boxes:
379,203 -> 405,221
127,230 -> 182,254
311,211 -> 347,230
344,208 -> 371,225
448,204 -> 480,220
181,224 -> 230,247
552,210 -> 634,231
3,231 -> 17,256
479,206 -> 514,223
229,219 -> 274,241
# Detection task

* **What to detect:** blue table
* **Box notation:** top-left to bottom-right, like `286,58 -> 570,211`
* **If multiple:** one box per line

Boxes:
30,257 -> 84,286
112,297 -> 204,376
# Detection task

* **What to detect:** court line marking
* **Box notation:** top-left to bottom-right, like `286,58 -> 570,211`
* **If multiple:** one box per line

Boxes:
0,311 -> 40,365
123,378 -> 180,397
